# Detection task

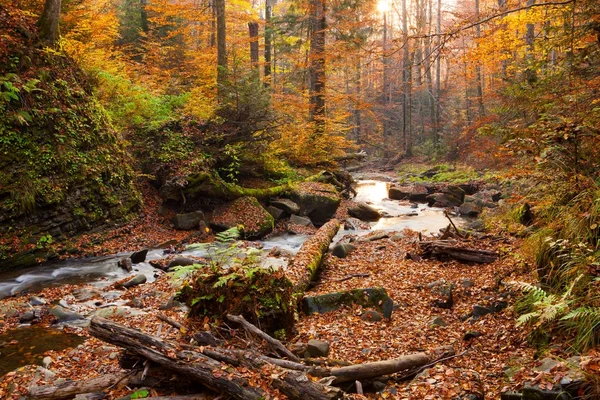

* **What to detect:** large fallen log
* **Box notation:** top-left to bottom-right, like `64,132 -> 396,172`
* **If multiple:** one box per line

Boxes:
330,352 -> 430,384
89,317 -> 342,400
419,241 -> 498,264
288,219 -> 340,292
27,371 -> 137,400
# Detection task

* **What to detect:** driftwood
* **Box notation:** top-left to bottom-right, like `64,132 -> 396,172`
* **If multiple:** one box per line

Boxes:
226,314 -> 299,362
158,313 -> 186,332
27,371 -> 136,400
289,219 -> 340,292
419,241 -> 498,264
89,317 -> 341,400
330,352 -> 430,384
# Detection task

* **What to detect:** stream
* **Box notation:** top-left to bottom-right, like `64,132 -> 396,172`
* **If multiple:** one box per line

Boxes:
0,179 -> 466,376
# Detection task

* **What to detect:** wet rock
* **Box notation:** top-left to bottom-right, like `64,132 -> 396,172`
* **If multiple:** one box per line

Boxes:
332,243 -> 357,258
442,185 -> 465,203
50,305 -> 84,323
358,230 -> 389,242
210,197 -> 274,239
459,202 -> 482,217
306,339 -> 330,357
289,182 -> 340,226
270,199 -> 300,215
29,296 -> 47,306
118,258 -> 133,272
388,185 -> 429,202
472,304 -> 493,318
266,206 -> 285,220
426,193 -> 463,208
290,214 -> 313,227
535,358 -> 561,373
20,310 -> 36,323
130,249 -> 148,264
123,274 -> 147,288
430,316 -> 447,327
361,310 -> 382,322
92,305 -> 145,318
167,257 -> 196,269
171,211 -> 205,230
348,202 -> 381,221
463,331 -> 482,340
343,217 -> 366,230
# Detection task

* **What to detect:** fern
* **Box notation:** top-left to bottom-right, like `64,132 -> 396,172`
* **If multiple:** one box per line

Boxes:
561,306 -> 600,351
171,264 -> 206,281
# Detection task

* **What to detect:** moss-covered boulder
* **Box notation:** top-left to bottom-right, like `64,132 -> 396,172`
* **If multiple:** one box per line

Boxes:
210,196 -> 274,239
302,287 -> 394,318
289,182 -> 340,226
0,7 -> 140,268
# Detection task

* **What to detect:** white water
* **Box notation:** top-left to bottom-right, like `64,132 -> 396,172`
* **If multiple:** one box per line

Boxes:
0,179 -> 465,299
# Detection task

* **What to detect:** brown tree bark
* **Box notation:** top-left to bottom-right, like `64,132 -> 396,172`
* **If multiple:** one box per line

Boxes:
38,0 -> 61,45
308,0 -> 326,133
264,0 -> 272,87
248,22 -> 259,70
215,0 -> 227,99
419,241 -> 499,263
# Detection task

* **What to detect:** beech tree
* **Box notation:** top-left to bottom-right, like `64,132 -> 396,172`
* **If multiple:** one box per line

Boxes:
38,0 -> 61,45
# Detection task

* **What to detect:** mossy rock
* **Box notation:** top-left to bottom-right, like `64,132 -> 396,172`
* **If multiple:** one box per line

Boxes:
177,265 -> 295,336
210,196 -> 274,239
289,182 -> 340,226
302,287 -> 393,318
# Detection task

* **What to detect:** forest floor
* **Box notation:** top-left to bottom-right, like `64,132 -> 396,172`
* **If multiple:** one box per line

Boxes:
0,173 -> 598,399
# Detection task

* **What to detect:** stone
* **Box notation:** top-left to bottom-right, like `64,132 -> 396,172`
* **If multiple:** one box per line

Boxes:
463,331 -> 482,340
160,295 -> 186,310
460,279 -> 475,289
303,287 -> 393,318
442,185 -> 465,203
361,310 -> 382,322
123,274 -> 147,288
167,257 -> 196,269
20,310 -> 36,323
171,211 -> 205,230
289,182 -> 340,226
430,282 -> 454,309
344,217 -> 366,230
270,199 -> 300,215
42,356 -> 53,368
373,381 -> 386,392
388,185 -> 429,202
426,193 -> 463,208
130,249 -> 148,264
522,384 -> 570,400
29,296 -> 47,306
358,230 -> 389,242
459,202 -> 483,217
534,358 -> 561,373
472,305 -> 493,318
50,305 -> 84,323
266,206 -> 285,220
306,339 -> 330,357
92,305 -> 145,318
210,197 -> 274,239
290,214 -> 313,227
430,316 -> 447,327
118,258 -> 133,272
331,243 -> 357,258
465,219 -> 485,232
348,202 -> 381,221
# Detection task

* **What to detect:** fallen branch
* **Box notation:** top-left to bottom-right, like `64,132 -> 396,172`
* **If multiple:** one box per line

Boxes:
226,314 -> 299,362
330,352 -> 430,384
157,313 -> 186,332
27,371 -> 136,400
334,273 -> 370,282
419,241 -> 498,264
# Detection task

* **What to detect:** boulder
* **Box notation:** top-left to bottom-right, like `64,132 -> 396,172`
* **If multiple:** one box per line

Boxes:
331,243 -> 357,258
388,185 -> 429,202
118,258 -> 133,272
302,287 -> 393,319
361,310 -> 382,322
171,211 -> 205,230
343,217 -> 367,230
130,249 -> 148,264
289,182 -> 340,226
290,214 -> 313,227
167,257 -> 196,269
306,339 -> 330,358
459,202 -> 483,217
348,202 -> 381,221
50,305 -> 84,323
266,206 -> 285,220
442,185 -> 465,203
426,193 -> 462,208
270,199 -> 300,215
210,196 -> 274,239
123,274 -> 147,288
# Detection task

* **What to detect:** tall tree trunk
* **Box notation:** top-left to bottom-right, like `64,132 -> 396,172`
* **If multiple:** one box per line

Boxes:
524,0 -> 536,83
425,0 -> 437,143
354,58 -> 362,143
434,0 -> 441,140
382,11 -> 391,153
264,0 -> 272,87
474,0 -> 485,117
309,0 -> 326,134
248,22 -> 259,70
402,0 -> 412,156
38,0 -> 61,45
216,0 -> 227,100
140,0 -> 149,34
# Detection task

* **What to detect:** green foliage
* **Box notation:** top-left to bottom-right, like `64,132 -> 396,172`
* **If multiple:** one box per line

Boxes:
397,163 -> 497,184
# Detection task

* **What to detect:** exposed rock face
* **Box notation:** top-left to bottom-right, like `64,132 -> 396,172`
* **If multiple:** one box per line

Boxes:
348,202 -> 381,221
171,211 -> 205,230
289,182 -> 340,226
210,196 -> 274,239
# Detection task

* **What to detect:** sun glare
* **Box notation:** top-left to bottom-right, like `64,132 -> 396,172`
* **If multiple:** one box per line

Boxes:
377,0 -> 390,13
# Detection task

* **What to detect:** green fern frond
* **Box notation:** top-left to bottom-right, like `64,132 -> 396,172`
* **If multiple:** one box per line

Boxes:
171,264 -> 206,280
216,226 -> 242,243
517,311 -> 540,326
561,306 -> 600,351
508,280 -> 548,299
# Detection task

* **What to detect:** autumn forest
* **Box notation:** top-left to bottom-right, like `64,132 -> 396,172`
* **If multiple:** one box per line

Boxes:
0,0 -> 600,397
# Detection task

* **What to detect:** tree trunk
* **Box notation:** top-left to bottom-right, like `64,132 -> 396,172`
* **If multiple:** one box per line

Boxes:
402,0 -> 412,156
248,22 -> 259,70
38,0 -> 61,45
289,219 -> 340,292
215,0 -> 227,99
330,352 -> 430,384
28,372 -> 136,400
309,0 -> 326,133
474,0 -> 485,117
419,241 -> 499,263
264,0 -> 272,87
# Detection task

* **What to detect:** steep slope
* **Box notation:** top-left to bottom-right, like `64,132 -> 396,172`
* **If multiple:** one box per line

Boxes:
0,5 -> 141,269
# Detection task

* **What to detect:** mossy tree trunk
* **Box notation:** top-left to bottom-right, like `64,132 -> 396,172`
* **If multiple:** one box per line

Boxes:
38,0 -> 61,45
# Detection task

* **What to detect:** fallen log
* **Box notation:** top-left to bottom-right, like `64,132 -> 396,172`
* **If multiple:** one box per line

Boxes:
419,241 -> 498,264
289,219 -> 340,292
226,314 -> 299,362
330,347 -> 455,384
89,317 -> 341,400
27,371 -> 135,400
